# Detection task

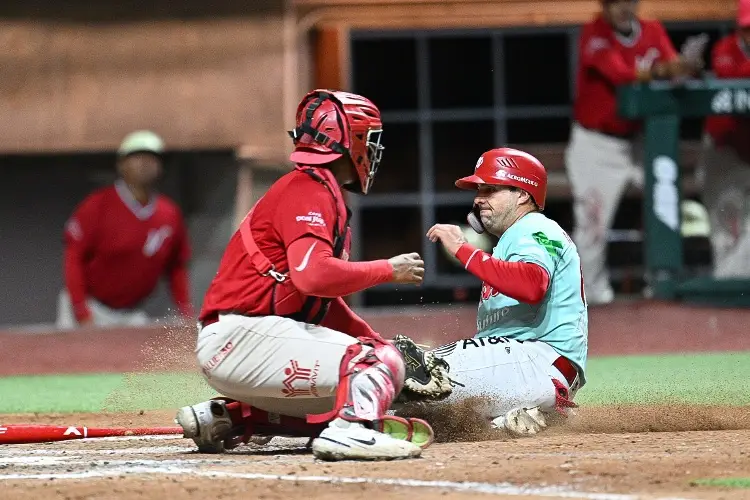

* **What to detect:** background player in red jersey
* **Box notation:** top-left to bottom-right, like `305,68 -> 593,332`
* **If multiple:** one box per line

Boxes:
698,0 -> 750,278
564,0 -> 707,304
175,90 -> 435,462
56,130 -> 193,329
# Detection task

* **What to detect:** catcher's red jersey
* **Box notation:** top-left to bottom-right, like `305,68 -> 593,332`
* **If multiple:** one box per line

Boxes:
63,181 -> 191,317
574,15 -> 678,137
705,33 -> 750,162
199,167 -> 351,323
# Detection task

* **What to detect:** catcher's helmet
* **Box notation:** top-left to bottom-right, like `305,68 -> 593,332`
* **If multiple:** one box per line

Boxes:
455,147 -> 548,210
288,89 -> 384,195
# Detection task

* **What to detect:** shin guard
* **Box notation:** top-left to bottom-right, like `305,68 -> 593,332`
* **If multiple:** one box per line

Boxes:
307,339 -> 405,426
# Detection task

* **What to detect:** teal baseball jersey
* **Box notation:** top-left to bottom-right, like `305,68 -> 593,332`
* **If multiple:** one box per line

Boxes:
475,212 -> 589,384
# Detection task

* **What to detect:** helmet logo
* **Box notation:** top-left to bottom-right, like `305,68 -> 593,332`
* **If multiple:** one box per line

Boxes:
497,157 -> 519,169
475,156 -> 484,170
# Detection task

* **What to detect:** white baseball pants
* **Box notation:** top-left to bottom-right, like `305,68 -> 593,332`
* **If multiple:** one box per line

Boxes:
195,314 -> 360,418
697,134 -> 750,278
56,290 -> 150,330
429,336 -> 577,421
564,122 -> 643,304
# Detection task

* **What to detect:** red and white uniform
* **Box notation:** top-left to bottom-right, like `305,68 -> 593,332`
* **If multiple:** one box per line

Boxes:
196,166 -> 393,418
57,180 -> 192,328
565,15 -> 678,304
699,33 -> 750,277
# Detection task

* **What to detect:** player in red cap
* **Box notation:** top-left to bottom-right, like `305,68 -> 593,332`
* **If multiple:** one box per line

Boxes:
565,0 -> 707,304
699,0 -> 750,278
407,148 -> 588,436
175,90 -> 434,461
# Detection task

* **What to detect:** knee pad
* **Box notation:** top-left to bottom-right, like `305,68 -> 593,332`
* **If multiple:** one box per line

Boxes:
307,340 -> 406,425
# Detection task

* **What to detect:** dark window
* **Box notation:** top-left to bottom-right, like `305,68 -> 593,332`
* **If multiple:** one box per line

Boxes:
681,118 -> 705,140
663,25 -> 726,72
360,206 -> 422,260
371,122 -> 420,193
351,38 -> 418,110
506,117 -> 571,144
433,120 -> 495,191
429,37 -> 494,109
504,34 -> 570,106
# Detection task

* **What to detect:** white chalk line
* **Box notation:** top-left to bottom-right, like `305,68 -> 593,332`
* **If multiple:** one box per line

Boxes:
0,465 -> 695,500
0,457 -> 259,468
0,445 -> 672,462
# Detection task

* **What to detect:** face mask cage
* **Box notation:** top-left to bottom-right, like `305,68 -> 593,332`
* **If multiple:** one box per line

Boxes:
364,128 -> 384,193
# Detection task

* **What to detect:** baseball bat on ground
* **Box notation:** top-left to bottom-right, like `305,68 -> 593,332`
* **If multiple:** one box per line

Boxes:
0,424 -> 184,444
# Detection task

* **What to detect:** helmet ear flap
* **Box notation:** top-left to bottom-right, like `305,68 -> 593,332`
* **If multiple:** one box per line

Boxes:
290,92 -> 350,155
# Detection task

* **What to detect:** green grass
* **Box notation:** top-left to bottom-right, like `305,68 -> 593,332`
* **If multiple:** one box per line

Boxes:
0,351 -> 749,414
690,478 -> 750,489
0,372 -> 216,414
577,351 -> 750,406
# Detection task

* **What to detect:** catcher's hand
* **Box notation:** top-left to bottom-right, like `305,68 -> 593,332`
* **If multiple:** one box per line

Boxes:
392,334 -> 454,403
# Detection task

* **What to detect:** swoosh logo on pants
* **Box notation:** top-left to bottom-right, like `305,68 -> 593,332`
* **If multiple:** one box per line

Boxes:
294,241 -> 318,272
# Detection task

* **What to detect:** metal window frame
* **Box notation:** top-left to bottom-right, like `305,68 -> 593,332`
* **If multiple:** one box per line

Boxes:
348,19 -> 734,304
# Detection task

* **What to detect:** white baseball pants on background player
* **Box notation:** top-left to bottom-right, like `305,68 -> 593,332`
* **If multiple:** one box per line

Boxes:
196,313 -> 359,418
56,290 -> 150,330
429,336 -> 577,421
697,134 -> 750,278
565,123 -> 644,305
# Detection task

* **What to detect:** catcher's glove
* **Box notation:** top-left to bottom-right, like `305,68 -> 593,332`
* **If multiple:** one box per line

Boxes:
392,334 -> 454,403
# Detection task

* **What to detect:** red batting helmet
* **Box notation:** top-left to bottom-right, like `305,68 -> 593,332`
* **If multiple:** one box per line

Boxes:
288,89 -> 384,195
455,148 -> 548,210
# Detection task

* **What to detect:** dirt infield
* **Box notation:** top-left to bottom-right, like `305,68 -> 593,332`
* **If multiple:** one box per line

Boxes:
1,407 -> 750,499
2,302 -> 750,498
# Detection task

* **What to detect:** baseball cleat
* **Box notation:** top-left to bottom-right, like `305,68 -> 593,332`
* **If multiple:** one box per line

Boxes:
492,406 -> 548,437
312,418 -> 423,461
175,400 -> 233,453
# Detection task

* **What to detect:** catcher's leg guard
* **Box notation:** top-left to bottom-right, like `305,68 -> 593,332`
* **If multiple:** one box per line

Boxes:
309,341 -> 431,461
308,341 -> 404,425
175,399 -> 234,453
176,398 -> 329,453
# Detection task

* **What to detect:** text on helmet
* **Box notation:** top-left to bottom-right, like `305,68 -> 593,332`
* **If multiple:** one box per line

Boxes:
496,170 -> 539,187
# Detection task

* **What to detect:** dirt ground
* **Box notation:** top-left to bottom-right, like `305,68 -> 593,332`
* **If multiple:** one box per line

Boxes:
1,405 -> 749,500
3,303 -> 750,498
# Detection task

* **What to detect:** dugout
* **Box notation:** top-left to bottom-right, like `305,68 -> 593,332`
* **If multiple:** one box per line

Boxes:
618,79 -> 750,306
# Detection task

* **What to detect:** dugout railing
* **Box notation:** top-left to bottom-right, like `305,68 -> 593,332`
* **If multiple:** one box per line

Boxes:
617,77 -> 750,306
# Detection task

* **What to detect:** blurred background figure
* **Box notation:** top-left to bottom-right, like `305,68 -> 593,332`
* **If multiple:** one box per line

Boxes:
698,0 -> 750,278
56,130 -> 194,329
564,0 -> 707,305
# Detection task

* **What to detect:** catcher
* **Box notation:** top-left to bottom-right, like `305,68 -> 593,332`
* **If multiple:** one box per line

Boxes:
393,148 -> 588,437
175,89 -> 434,461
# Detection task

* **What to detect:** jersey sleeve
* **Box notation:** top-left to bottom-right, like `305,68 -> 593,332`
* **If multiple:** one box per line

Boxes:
276,181 -> 338,247
62,195 -> 100,322
579,27 -> 639,85
713,38 -> 750,78
63,195 -> 99,251
504,230 -> 559,276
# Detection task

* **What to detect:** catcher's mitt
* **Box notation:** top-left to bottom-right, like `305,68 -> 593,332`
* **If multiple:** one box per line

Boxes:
392,334 -> 454,403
